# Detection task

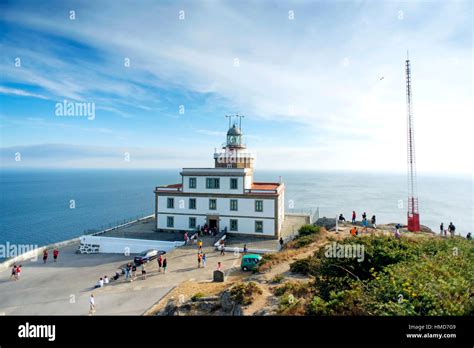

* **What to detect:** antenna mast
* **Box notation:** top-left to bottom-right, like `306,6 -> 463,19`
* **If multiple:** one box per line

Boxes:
236,113 -> 244,131
225,115 -> 232,129
405,55 -> 420,232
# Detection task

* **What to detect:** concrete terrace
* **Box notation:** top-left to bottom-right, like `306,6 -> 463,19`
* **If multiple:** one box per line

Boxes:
98,216 -> 181,241
0,214 -> 308,315
0,236 -> 240,315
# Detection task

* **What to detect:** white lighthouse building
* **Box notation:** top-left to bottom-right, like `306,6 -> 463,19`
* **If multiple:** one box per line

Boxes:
154,117 -> 285,238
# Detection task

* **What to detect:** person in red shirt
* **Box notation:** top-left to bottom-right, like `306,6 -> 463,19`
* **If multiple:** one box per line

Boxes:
53,248 -> 59,262
157,254 -> 163,272
15,265 -> 22,280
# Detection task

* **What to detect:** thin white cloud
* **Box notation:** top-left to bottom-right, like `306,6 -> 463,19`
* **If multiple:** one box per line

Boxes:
0,86 -> 50,100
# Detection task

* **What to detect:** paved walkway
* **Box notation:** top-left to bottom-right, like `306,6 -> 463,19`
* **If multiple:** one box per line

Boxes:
0,236 -> 240,315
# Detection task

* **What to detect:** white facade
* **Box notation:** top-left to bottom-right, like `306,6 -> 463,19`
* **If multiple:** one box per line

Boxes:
154,122 -> 285,238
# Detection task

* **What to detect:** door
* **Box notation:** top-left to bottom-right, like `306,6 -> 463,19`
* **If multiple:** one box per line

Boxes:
209,219 -> 217,229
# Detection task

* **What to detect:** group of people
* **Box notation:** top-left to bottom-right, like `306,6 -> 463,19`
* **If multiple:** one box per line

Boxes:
439,222 -> 457,238
339,211 -> 376,229
201,224 -> 219,236
156,254 -> 167,273
197,251 -> 207,268
94,275 -> 110,288
10,264 -> 22,281
42,248 -> 59,263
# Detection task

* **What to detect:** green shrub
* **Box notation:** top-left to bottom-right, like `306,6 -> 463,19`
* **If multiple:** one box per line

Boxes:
290,235 -> 473,316
273,281 -> 312,298
271,274 -> 284,283
230,282 -> 263,306
294,235 -> 315,248
298,225 -> 321,236
289,256 -> 319,275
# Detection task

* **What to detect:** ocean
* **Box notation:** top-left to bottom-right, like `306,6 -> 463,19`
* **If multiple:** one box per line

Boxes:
0,169 -> 472,250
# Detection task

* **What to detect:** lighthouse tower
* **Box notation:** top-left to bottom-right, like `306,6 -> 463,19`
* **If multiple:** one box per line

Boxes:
214,114 -> 255,170
154,114 -> 285,238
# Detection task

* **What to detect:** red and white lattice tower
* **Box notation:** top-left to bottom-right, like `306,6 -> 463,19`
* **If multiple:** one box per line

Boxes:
405,54 -> 420,232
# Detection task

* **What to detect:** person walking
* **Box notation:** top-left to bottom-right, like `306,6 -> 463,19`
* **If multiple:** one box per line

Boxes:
42,249 -> 48,264
362,212 -> 367,220
89,294 -> 95,314
184,232 -> 189,246
15,265 -> 21,280
131,263 -> 137,281
243,244 -> 248,254
127,263 -> 133,282
202,253 -> 207,268
395,223 -> 401,234
394,229 -> 401,239
141,264 -> 147,280
124,264 -> 130,280
448,222 -> 456,237
158,254 -> 163,272
352,211 -> 356,224
371,215 -> 376,229
362,219 -> 368,233
197,253 -> 202,268
53,248 -> 59,262
162,258 -> 167,273
198,239 -> 203,252
10,264 -> 17,280
440,222 -> 444,236
279,237 -> 284,249
220,241 -> 225,256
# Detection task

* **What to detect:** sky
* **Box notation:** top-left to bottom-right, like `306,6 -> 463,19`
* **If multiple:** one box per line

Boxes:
0,0 -> 472,174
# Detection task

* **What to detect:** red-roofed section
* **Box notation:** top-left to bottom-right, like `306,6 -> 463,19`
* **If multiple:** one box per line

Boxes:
164,184 -> 182,189
251,182 -> 280,190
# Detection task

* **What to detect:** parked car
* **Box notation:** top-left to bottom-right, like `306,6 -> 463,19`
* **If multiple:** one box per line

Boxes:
241,254 -> 262,271
134,249 -> 166,265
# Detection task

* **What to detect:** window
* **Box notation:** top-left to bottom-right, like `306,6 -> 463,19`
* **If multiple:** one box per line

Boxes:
209,199 -> 217,210
189,217 -> 196,229
230,219 -> 238,232
189,177 -> 197,189
167,216 -> 174,228
167,198 -> 174,209
230,199 -> 238,211
230,178 -> 238,190
206,178 -> 220,189
255,220 -> 263,233
255,200 -> 263,212
189,198 -> 196,210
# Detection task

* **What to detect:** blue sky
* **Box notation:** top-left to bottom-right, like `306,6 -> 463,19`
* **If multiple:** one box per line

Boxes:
0,0 -> 472,173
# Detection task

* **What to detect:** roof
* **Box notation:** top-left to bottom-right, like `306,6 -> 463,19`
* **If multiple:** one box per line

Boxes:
227,125 -> 242,136
163,184 -> 182,189
251,182 -> 280,190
